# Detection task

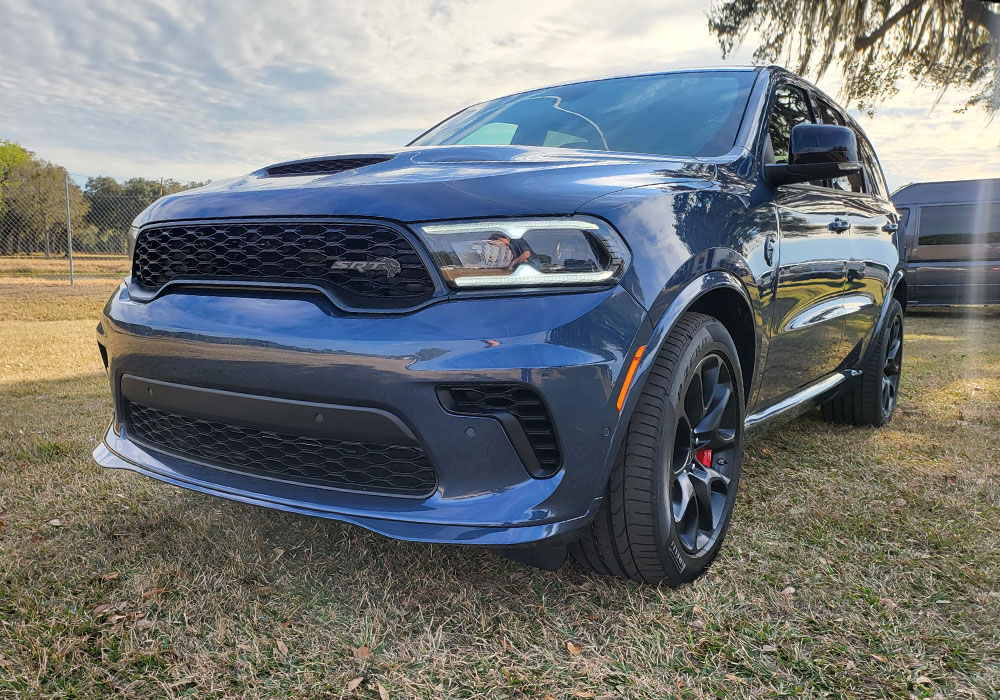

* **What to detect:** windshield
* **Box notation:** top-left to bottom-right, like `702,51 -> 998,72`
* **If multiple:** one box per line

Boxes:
411,70 -> 757,158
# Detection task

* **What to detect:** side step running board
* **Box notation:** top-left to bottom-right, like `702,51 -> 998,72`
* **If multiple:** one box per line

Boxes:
745,370 -> 861,430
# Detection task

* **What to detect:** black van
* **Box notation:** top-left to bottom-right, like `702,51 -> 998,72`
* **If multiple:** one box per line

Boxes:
892,178 -> 1000,306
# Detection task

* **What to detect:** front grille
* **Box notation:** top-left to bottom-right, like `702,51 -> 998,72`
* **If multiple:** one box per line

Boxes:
126,402 -> 437,497
265,157 -> 392,177
132,220 -> 436,309
439,384 -> 561,473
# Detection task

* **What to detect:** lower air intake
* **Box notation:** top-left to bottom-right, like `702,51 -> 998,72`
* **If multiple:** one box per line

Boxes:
126,402 -> 437,497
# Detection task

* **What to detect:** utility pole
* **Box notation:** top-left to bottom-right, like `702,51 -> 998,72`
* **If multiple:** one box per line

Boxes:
64,174 -> 75,286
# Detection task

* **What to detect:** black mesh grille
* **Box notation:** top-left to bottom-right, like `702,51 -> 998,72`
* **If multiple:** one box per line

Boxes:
132,220 -> 435,309
126,402 -> 437,497
440,384 -> 561,471
266,157 -> 391,177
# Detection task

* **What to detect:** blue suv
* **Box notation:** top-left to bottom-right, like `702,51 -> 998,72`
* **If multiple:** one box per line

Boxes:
94,66 -> 906,585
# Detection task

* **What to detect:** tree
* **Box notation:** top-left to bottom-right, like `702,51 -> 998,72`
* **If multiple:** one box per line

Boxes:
2,159 -> 87,258
708,0 -> 1000,115
82,176 -> 208,254
0,139 -> 31,202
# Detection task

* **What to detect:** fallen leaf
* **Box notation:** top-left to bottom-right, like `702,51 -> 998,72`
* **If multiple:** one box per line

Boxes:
92,603 -> 113,615
724,673 -> 747,684
141,587 -> 169,599
253,585 -> 274,595
566,641 -> 584,656
100,572 -> 119,582
280,620 -> 292,628
692,605 -> 704,615
135,618 -> 154,630
272,547 -> 285,560
762,644 -> 777,652
781,586 -> 796,595
570,692 -> 595,698
275,639 -> 288,656
377,682 -> 389,700
915,675 -> 933,685
48,519 -> 62,527
346,677 -> 363,692
354,645 -> 371,660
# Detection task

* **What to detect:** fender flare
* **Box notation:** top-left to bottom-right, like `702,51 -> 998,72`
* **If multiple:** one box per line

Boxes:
609,269 -> 762,460
873,269 -> 907,340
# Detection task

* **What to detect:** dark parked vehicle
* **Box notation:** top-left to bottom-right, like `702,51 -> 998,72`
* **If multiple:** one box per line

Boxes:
94,66 -> 906,585
892,178 -> 1000,306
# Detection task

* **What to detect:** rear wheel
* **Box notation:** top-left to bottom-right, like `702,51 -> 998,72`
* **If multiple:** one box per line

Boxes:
822,298 -> 903,427
570,312 -> 744,585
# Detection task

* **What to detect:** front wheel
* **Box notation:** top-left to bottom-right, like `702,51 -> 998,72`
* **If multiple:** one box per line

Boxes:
570,312 -> 745,586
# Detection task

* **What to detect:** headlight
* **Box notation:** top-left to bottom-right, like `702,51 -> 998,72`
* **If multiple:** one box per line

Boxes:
412,217 -> 630,289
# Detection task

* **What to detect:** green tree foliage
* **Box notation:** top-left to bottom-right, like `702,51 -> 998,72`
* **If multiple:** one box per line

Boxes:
81,177 -> 208,254
709,0 -> 1000,114
0,139 -> 31,202
1,159 -> 86,258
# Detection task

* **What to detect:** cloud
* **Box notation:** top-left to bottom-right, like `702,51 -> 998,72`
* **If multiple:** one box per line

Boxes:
0,0 -> 997,189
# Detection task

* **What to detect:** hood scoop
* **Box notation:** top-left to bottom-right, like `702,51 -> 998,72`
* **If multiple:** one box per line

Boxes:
265,155 -> 393,177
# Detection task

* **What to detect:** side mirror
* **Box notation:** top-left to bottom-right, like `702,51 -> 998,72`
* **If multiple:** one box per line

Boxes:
765,123 -> 862,187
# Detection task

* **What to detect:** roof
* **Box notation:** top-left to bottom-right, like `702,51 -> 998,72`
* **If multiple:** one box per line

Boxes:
891,178 -> 1000,206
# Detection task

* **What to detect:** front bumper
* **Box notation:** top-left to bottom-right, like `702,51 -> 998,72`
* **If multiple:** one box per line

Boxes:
94,282 -> 649,545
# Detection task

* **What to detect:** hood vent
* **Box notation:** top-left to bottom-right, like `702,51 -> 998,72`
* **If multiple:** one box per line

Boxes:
265,156 -> 392,177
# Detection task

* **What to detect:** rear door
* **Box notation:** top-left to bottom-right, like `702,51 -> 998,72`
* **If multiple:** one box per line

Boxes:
908,201 -> 1000,304
757,83 -> 849,404
839,128 -> 897,360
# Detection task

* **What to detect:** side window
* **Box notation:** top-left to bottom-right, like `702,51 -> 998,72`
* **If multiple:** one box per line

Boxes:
859,136 -> 889,199
766,85 -> 814,164
897,207 -> 910,235
815,99 -> 844,126
918,203 -> 1000,247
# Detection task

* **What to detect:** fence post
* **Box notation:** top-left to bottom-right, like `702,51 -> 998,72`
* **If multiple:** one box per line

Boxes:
64,174 -> 75,286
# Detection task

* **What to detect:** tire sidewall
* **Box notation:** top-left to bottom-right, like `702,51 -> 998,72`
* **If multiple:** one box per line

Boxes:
878,302 -> 904,423
651,321 -> 745,581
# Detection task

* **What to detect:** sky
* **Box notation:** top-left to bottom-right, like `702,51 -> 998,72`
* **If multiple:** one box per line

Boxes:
1,0 -> 998,193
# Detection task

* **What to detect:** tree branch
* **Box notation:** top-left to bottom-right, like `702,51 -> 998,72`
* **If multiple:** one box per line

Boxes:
854,0 -> 927,51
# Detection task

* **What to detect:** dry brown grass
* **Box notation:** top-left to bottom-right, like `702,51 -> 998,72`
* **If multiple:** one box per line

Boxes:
1,282 -> 998,699
0,255 -> 129,279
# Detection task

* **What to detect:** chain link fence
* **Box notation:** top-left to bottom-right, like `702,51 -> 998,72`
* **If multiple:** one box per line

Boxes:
0,169 -> 206,282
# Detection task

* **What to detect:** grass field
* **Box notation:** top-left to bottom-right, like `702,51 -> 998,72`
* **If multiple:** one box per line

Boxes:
0,255 -> 130,279
1,279 -> 998,699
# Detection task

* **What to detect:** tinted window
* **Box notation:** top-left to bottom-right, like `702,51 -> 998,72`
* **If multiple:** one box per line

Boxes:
815,99 -> 844,126
859,135 -> 889,198
918,202 -> 1000,246
767,85 -> 814,163
412,71 -> 757,158
897,207 -> 910,233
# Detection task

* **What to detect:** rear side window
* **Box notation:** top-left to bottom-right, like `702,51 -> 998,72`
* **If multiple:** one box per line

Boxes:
918,202 -> 1000,246
857,136 -> 889,199
897,207 -> 910,233
767,85 -> 814,164
815,99 -> 844,126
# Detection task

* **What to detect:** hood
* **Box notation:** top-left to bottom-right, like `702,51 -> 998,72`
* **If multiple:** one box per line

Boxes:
140,145 -> 716,225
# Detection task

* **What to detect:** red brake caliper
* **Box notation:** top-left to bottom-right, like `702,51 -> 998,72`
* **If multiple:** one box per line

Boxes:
695,448 -> 713,468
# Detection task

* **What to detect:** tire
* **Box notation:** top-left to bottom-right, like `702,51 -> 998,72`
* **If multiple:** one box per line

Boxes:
570,312 -> 745,586
821,298 -> 903,427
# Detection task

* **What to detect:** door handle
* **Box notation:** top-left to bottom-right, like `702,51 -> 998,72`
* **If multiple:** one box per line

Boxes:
882,222 -> 898,233
828,218 -> 851,233
764,234 -> 775,266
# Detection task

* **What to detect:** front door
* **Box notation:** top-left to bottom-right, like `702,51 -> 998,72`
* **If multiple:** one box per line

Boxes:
756,83 -> 849,404
759,189 -> 849,403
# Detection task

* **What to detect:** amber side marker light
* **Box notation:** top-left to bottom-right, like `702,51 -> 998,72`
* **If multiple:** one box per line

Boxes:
617,345 -> 647,412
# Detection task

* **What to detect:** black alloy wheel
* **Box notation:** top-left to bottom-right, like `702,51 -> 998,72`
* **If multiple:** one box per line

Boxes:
670,353 -> 740,555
